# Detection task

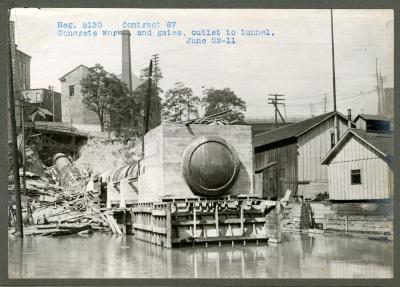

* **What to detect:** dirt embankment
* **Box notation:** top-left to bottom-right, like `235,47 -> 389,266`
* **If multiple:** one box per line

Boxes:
74,137 -> 141,175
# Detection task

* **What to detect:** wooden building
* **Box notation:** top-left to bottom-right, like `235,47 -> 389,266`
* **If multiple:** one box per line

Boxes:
321,129 -> 393,200
254,111 -> 349,200
354,114 -> 391,133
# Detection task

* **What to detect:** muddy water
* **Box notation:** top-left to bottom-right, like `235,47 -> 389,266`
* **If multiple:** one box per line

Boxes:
8,232 -> 392,278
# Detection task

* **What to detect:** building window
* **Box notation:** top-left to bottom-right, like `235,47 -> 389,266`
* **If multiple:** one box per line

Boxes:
351,169 -> 361,185
330,132 -> 335,149
69,85 -> 74,97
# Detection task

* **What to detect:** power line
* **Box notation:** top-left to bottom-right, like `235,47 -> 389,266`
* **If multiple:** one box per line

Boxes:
268,94 -> 286,127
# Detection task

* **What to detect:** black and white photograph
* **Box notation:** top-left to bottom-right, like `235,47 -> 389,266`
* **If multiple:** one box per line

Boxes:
6,6 -> 394,280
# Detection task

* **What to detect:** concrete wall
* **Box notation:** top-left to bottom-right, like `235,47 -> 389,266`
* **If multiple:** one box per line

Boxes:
138,124 -> 254,202
282,201 -> 393,238
327,136 -> 393,200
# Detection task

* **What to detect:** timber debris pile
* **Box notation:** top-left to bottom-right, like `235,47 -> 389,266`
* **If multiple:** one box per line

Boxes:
175,110 -> 239,125
8,137 -> 139,237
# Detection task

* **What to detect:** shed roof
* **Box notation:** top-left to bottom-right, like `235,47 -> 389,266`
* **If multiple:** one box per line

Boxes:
354,114 -> 390,122
321,129 -> 393,164
30,107 -> 54,116
254,111 -> 347,148
29,107 -> 54,121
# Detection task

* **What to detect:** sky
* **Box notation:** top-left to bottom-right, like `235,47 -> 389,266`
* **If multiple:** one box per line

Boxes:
11,8 -> 393,119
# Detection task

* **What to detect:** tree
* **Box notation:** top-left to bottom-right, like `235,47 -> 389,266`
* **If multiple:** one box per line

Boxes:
131,64 -> 164,131
162,82 -> 201,122
202,88 -> 246,122
107,77 -> 135,134
80,64 -> 130,132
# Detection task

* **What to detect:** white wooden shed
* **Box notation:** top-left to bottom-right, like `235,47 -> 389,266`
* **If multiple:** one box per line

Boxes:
321,129 -> 393,200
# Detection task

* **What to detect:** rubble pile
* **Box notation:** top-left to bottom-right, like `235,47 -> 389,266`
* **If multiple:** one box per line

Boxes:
8,142 -> 128,237
75,137 -> 141,175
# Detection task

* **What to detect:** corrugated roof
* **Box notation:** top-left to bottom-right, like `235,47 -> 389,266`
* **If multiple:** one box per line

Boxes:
321,129 -> 393,164
254,111 -> 345,148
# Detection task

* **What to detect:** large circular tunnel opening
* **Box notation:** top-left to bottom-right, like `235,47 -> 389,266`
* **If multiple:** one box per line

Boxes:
182,136 -> 240,197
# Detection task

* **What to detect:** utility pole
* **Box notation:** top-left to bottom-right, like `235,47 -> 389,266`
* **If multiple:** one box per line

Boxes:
19,100 -> 27,196
376,58 -> 382,116
330,9 -> 339,142
141,59 -> 153,158
187,93 -> 191,121
152,54 -> 160,125
8,16 -> 24,237
322,93 -> 328,113
49,85 -> 55,122
379,69 -> 385,116
309,103 -> 314,117
268,94 -> 286,128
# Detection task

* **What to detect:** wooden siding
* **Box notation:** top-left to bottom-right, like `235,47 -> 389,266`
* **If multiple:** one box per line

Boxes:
254,142 -> 297,198
355,118 -> 366,130
297,116 -> 348,199
328,136 -> 392,200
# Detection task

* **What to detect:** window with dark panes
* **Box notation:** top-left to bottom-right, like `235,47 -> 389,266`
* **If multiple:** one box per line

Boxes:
330,132 -> 335,149
351,169 -> 361,184
69,85 -> 74,97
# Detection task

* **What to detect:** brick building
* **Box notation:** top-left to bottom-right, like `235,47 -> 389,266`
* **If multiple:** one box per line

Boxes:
7,22 -> 32,140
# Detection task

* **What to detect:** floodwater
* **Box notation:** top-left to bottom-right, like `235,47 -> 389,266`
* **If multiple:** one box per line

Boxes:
8,232 -> 392,278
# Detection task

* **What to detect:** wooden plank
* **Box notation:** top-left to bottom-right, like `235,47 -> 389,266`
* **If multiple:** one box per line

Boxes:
165,204 -> 172,248
171,234 -> 269,244
152,209 -> 166,216
240,204 -> 244,236
171,217 -> 266,226
215,204 -> 219,237
106,213 -> 122,235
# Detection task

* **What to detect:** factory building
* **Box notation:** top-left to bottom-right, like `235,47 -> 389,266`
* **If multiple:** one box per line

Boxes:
118,29 -> 161,132
59,64 -> 102,130
254,111 -> 349,200
322,117 -> 393,200
59,29 -> 161,133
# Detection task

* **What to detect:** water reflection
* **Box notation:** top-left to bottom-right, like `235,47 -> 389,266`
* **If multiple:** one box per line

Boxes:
8,232 -> 392,278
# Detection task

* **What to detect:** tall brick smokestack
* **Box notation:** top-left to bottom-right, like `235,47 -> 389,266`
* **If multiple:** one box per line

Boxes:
121,30 -> 132,92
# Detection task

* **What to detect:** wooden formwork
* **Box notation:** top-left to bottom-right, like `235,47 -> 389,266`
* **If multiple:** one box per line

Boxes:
130,197 -> 281,248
